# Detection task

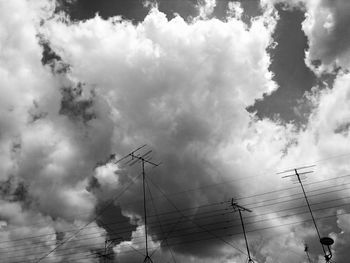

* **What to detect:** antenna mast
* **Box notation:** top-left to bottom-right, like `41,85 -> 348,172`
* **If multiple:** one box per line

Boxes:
95,237 -> 121,263
279,165 -> 334,262
231,199 -> 254,263
123,145 -> 160,263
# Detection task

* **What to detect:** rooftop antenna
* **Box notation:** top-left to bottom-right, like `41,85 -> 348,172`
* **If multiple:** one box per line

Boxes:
231,198 -> 254,263
320,237 -> 334,263
278,165 -> 334,262
114,145 -> 160,263
95,237 -> 121,263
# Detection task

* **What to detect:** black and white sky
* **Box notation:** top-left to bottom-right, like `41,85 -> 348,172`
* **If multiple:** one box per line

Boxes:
1,0 -> 350,262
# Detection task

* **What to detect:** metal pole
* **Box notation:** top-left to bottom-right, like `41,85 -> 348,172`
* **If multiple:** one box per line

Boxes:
142,159 -> 149,258
231,200 -> 254,263
295,170 -> 327,256
120,147 -> 158,263
238,209 -> 253,262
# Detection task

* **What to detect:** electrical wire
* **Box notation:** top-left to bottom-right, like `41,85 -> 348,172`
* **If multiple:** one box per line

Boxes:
2,171 -> 348,236
146,177 -> 177,263
147,175 -> 249,257
4,193 -> 348,261
0,176 -> 345,253
4,201 -> 350,263
14,208 -> 350,263
33,170 -> 144,263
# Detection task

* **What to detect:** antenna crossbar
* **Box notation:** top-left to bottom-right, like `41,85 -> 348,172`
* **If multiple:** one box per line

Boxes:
130,152 -> 160,167
281,171 -> 314,178
277,165 -> 316,175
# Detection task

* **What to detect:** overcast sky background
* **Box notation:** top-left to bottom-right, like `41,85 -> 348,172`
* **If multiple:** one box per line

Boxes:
1,0 -> 350,262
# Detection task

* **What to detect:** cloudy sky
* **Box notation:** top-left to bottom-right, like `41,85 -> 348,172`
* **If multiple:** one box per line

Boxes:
1,0 -> 350,262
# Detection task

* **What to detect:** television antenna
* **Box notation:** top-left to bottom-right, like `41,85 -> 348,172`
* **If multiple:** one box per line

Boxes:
94,237 -> 122,263
320,237 -> 334,263
111,145 -> 160,263
278,165 -> 334,262
231,199 -> 254,263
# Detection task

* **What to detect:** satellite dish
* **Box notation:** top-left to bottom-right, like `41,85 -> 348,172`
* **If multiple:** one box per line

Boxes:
320,237 -> 334,246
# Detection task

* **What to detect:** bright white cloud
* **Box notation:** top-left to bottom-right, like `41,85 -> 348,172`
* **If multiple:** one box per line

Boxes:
197,0 -> 217,19
1,0 -> 350,262
302,0 -> 350,72
0,1 -> 109,262
41,3 -> 289,261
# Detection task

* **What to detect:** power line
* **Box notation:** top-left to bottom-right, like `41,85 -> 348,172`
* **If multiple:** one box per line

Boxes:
4,201 -> 350,263
146,176 -> 251,257
1,178 -> 349,253
33,145 -> 153,263
2,172 -> 348,238
0,200 -> 344,256
113,172 -> 350,210
3,152 -> 350,262
6,193 -> 347,259
32,208 -> 350,262
0,179 -> 345,254
146,177 -> 177,263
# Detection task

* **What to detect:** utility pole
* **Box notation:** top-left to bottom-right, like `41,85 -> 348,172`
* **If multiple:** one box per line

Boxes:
278,165 -> 334,262
231,199 -> 254,263
117,145 -> 160,263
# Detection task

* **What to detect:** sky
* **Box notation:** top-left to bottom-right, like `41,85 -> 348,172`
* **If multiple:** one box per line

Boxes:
0,0 -> 350,262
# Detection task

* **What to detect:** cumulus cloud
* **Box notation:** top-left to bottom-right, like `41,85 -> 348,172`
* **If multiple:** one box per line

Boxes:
1,0 -> 350,262
263,0 -> 350,73
302,0 -> 350,73
197,0 -> 217,19
274,72 -> 350,261
39,2 -> 291,261
0,0 -> 111,261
